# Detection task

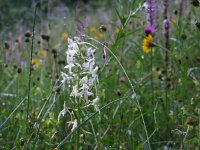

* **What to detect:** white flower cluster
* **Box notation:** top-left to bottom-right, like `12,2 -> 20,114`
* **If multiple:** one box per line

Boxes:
58,37 -> 99,121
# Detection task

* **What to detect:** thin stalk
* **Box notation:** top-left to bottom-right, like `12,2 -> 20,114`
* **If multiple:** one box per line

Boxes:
76,97 -> 80,149
56,96 -> 128,149
0,97 -> 26,130
87,36 -> 151,150
26,3 -> 37,130
151,49 -> 154,102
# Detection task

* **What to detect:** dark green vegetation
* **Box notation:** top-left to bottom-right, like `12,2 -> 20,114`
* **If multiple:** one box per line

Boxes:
0,0 -> 200,149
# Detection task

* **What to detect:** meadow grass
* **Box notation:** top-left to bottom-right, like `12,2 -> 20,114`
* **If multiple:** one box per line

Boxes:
0,0 -> 200,149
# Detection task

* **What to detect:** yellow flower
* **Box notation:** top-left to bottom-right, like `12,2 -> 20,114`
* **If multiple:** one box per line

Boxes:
89,27 -> 97,33
62,33 -> 68,40
39,50 -> 47,59
115,27 -> 120,33
94,33 -> 103,40
171,18 -> 176,24
142,34 -> 153,53
32,58 -> 40,68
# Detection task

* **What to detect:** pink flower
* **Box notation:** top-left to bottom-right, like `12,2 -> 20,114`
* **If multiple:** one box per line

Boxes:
119,76 -> 125,83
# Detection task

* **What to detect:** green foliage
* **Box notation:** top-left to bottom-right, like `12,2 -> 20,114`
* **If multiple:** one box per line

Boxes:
0,0 -> 200,149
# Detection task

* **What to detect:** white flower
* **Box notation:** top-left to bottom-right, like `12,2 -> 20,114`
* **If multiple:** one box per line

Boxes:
92,96 -> 99,111
58,102 -> 67,120
61,72 -> 72,84
70,84 -> 80,97
68,38 -> 79,51
68,119 -> 77,131
80,76 -> 89,85
79,83 -> 93,103
91,66 -> 98,79
64,63 -> 75,74
86,47 -> 95,58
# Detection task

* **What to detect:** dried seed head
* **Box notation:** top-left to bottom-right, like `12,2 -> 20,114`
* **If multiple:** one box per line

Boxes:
52,49 -> 57,54
4,64 -> 8,68
103,41 -> 109,47
196,57 -> 200,62
195,22 -> 200,31
37,77 -> 40,81
191,0 -> 199,7
58,60 -> 65,65
25,38 -> 30,43
41,34 -> 50,41
99,25 -> 107,32
186,116 -> 196,126
117,89 -> 122,97
55,74 -> 59,79
174,10 -> 178,15
4,42 -> 10,49
20,138 -> 25,147
25,31 -> 31,37
13,65 -> 18,69
181,34 -> 187,40
17,68 -> 22,74
156,67 -> 160,71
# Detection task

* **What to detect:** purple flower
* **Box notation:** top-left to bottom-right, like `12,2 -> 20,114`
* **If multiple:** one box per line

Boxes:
144,0 -> 158,34
144,25 -> 156,35
85,15 -> 91,28
100,12 -> 109,23
119,76 -> 125,82
163,19 -> 170,35
163,0 -> 169,19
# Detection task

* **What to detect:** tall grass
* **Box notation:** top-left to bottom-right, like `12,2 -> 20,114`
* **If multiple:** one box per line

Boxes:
0,0 -> 200,149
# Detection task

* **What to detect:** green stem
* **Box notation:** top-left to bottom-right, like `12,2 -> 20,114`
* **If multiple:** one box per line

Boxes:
57,96 -> 128,149
26,3 -> 37,131
77,97 -> 80,149
151,49 -> 154,102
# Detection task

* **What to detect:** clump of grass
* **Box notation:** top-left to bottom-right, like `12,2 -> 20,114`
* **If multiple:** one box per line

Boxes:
0,0 -> 200,149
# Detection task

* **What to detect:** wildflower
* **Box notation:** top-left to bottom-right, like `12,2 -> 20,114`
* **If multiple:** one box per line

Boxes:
144,25 -> 156,36
32,58 -> 40,68
61,72 -> 72,84
144,0 -> 158,29
89,27 -> 97,33
59,37 -> 99,121
163,19 -> 170,33
70,84 -> 80,97
114,27 -> 120,33
85,15 -> 91,28
62,33 -> 69,40
142,34 -> 153,53
68,119 -> 77,131
94,33 -> 103,40
38,50 -> 47,59
92,96 -> 99,112
58,102 -> 67,120
79,76 -> 93,102
100,12 -> 109,23
119,76 -> 125,82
